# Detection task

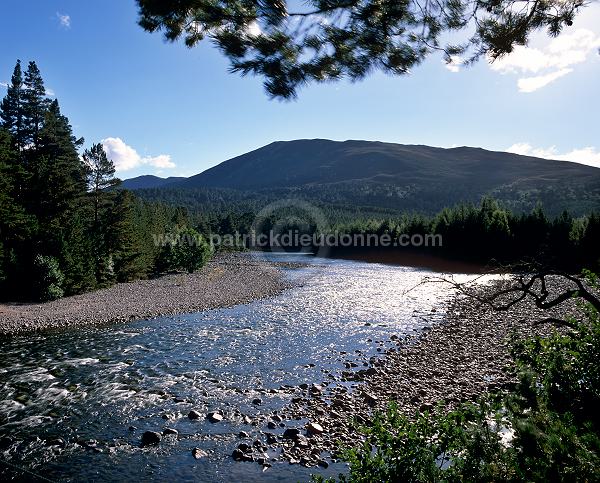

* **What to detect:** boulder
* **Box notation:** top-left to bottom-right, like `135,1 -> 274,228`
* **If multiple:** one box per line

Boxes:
188,410 -> 202,420
306,422 -> 324,435
282,428 -> 301,440
141,431 -> 162,447
206,412 -> 224,423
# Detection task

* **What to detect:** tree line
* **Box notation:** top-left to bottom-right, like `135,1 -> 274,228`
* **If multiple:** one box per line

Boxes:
327,198 -> 600,271
0,60 -> 211,301
188,198 -> 599,272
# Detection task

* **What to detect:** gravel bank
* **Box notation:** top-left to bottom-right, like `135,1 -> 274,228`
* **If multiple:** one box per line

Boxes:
0,253 -> 291,335
234,276 -> 587,468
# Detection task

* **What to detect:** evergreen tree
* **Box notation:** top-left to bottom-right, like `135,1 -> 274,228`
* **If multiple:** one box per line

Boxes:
0,127 -> 35,290
60,208 -> 96,294
36,100 -> 86,231
34,100 -> 91,292
83,143 -> 122,285
108,190 -> 148,282
0,60 -> 25,151
22,61 -> 49,149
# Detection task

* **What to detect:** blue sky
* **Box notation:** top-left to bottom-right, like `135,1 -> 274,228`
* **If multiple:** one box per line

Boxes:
1,0 -> 599,179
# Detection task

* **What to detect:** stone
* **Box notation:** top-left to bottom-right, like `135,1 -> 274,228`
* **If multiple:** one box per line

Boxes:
363,392 -> 379,407
237,442 -> 251,452
282,428 -> 301,440
188,410 -> 202,420
306,422 -> 324,435
163,428 -> 178,436
238,431 -> 250,438
192,448 -> 208,459
310,384 -> 323,394
252,398 -> 262,405
294,435 -> 309,448
232,449 -> 245,461
207,412 -> 224,423
141,431 -> 162,447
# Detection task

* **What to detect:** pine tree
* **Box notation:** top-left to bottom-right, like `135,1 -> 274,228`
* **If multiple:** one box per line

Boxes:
36,99 -> 86,231
34,100 -> 91,292
108,190 -> 148,282
83,143 -> 122,285
0,60 -> 25,151
0,127 -> 35,290
22,61 -> 49,149
60,208 -> 96,294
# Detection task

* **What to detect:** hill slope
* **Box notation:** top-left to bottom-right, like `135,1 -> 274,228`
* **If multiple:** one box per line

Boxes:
121,175 -> 185,190
131,139 -> 600,215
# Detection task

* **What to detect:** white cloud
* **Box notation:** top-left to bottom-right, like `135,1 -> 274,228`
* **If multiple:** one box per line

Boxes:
490,28 -> 600,92
445,55 -> 463,73
0,82 -> 8,89
507,142 -> 600,168
101,137 -> 176,172
56,12 -> 71,28
517,68 -> 573,92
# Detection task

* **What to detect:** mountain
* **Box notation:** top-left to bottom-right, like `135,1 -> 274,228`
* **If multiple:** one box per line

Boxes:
121,175 -> 185,190
129,139 -> 600,216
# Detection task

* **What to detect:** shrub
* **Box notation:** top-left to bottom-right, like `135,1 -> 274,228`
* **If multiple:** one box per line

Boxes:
154,226 -> 212,274
32,255 -> 64,301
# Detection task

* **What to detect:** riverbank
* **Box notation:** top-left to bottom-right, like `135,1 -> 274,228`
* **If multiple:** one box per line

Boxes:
246,275 -> 584,468
0,253 -> 290,335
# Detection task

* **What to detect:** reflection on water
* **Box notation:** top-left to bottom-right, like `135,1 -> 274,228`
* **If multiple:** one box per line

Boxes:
0,255 -> 483,482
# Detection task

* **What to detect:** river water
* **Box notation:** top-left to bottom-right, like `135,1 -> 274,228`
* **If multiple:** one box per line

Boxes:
0,254 -> 476,482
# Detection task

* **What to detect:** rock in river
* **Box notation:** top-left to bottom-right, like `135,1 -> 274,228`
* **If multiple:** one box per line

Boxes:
188,410 -> 203,420
282,428 -> 301,440
141,431 -> 162,447
207,411 -> 224,423
192,448 -> 208,459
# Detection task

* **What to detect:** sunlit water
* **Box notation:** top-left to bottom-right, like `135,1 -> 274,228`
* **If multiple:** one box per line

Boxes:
0,254 -> 483,482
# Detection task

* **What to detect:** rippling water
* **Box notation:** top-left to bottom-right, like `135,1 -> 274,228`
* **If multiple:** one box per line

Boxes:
0,255 -> 475,482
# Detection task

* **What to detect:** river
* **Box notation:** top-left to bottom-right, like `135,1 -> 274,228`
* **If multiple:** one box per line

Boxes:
0,254 -> 478,482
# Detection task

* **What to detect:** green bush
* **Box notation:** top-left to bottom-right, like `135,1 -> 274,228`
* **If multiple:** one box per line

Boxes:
32,254 -> 64,301
155,226 -> 212,274
317,272 -> 600,483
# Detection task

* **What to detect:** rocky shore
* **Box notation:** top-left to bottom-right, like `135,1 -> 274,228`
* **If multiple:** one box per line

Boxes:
228,276 -> 585,469
0,253 -> 291,335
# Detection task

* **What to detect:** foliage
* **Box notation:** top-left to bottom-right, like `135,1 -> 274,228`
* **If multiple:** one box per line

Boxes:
32,255 -> 64,301
0,59 -> 210,301
134,193 -> 600,272
155,226 -> 213,274
136,0 -> 585,99
317,273 -> 600,482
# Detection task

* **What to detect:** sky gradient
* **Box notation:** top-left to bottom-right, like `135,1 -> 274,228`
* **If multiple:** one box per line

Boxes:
1,0 -> 599,178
